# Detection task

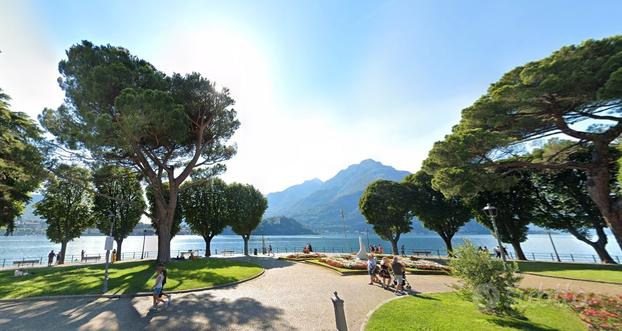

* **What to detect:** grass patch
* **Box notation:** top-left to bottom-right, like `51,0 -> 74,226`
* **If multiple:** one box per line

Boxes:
0,258 -> 262,299
517,261 -> 622,284
305,259 -> 366,275
366,292 -> 586,331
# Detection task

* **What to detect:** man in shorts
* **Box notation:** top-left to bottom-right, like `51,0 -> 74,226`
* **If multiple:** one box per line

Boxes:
391,256 -> 405,295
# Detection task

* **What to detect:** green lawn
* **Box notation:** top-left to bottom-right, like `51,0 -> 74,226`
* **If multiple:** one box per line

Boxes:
0,258 -> 262,299
366,292 -> 586,331
517,261 -> 622,284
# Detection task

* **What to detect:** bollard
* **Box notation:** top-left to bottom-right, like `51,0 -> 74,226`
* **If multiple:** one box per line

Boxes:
331,291 -> 348,331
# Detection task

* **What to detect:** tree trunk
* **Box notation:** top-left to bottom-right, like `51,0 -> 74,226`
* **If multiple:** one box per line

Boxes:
157,222 -> 172,263
204,235 -> 213,257
59,241 -> 68,264
586,142 -> 622,251
509,240 -> 527,260
243,234 -> 250,256
568,227 -> 616,264
115,239 -> 123,261
440,234 -> 453,255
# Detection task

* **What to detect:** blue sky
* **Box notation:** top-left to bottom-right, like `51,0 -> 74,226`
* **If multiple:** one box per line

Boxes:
1,0 -> 622,193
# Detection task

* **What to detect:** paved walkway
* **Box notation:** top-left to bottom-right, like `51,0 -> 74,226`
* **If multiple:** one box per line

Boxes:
1,257 -> 621,331
0,257 -> 457,331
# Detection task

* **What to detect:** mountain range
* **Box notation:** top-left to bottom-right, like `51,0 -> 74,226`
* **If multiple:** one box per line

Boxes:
265,159 -> 490,234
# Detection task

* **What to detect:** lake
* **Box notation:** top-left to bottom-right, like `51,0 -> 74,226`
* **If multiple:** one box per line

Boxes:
1,233 -> 621,266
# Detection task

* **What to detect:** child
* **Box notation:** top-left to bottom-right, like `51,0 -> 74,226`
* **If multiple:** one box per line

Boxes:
151,265 -> 172,310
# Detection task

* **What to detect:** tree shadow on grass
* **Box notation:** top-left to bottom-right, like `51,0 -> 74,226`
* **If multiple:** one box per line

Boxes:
142,292 -> 293,330
490,318 -> 558,331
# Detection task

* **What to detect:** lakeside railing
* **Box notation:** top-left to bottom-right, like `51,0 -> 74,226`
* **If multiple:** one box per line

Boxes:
2,245 -> 620,269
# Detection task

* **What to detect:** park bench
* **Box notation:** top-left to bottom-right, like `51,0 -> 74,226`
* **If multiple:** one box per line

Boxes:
222,250 -> 235,256
180,251 -> 199,259
13,259 -> 39,267
82,255 -> 101,263
412,250 -> 432,257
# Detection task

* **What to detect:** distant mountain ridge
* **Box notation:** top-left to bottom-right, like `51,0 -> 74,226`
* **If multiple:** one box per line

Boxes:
266,159 -> 491,234
267,159 -> 410,233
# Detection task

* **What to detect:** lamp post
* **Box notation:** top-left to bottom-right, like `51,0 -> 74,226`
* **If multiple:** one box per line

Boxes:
141,229 -> 147,259
483,203 -> 507,266
102,210 -> 115,292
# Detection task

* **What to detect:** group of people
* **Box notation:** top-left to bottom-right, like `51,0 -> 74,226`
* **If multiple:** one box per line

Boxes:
477,245 -> 507,258
366,254 -> 409,296
369,244 -> 384,254
302,243 -> 313,254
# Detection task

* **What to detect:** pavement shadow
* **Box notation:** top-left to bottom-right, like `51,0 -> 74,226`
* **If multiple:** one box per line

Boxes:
228,256 -> 295,270
143,292 -> 293,330
0,297 -> 145,331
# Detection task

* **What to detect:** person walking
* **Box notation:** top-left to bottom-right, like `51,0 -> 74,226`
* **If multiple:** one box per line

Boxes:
268,244 -> 273,256
392,256 -> 406,295
111,249 -> 117,263
367,253 -> 378,285
80,250 -> 85,262
400,244 -> 406,257
47,250 -> 55,267
379,257 -> 391,289
151,265 -> 171,310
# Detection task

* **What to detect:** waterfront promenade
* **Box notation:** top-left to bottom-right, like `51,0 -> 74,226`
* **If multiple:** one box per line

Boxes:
1,256 -> 621,330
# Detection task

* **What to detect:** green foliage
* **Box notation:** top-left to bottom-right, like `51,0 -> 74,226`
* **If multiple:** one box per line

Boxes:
423,36 -> 622,249
34,165 -> 93,263
146,183 -> 182,238
179,178 -> 229,256
404,171 -> 471,252
92,165 -> 145,257
39,40 -> 240,262
0,89 -> 46,234
450,241 -> 522,316
358,180 -> 413,254
228,183 -> 267,255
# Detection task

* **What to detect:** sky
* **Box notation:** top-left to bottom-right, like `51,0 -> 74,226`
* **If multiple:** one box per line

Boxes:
1,0 -> 622,194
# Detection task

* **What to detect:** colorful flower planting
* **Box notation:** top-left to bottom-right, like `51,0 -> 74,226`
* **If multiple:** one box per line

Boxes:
280,253 -> 326,261
524,290 -> 622,330
319,255 -> 367,270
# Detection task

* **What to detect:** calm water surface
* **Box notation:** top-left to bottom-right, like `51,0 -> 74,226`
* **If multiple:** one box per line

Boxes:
1,233 -> 620,264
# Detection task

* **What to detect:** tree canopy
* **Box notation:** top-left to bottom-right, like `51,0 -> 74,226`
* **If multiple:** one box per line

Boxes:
228,183 -> 267,256
40,41 -> 240,262
404,171 -> 471,253
34,165 -> 93,264
424,36 -> 622,250
179,178 -> 230,256
0,89 -> 46,234
359,179 -> 413,255
93,165 -> 145,260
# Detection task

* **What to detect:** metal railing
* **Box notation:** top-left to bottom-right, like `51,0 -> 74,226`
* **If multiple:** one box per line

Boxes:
2,246 -> 620,269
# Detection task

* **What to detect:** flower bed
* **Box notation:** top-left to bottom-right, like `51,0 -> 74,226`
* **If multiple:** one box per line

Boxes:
524,289 -> 622,330
319,256 -> 367,270
405,259 -> 452,272
280,253 -> 326,261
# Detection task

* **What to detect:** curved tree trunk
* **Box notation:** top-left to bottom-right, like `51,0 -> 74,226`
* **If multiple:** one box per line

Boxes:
59,241 -> 68,264
439,234 -> 454,255
586,143 -> 622,251
509,240 -> 527,260
242,234 -> 250,256
567,226 -> 616,264
204,235 -> 213,257
115,239 -> 123,261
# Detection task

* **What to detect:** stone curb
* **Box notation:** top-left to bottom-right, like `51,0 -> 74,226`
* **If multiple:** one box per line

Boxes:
0,268 -> 265,302
359,295 -> 407,331
521,272 -> 622,286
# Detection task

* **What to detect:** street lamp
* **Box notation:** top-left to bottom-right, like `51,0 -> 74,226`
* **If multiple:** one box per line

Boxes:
141,229 -> 147,259
102,210 -> 115,292
483,203 -> 507,265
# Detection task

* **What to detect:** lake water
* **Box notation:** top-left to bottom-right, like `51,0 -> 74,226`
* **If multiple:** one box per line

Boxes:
1,233 -> 621,266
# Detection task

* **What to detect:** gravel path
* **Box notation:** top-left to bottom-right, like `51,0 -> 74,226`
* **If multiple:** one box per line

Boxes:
2,257 -> 619,331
